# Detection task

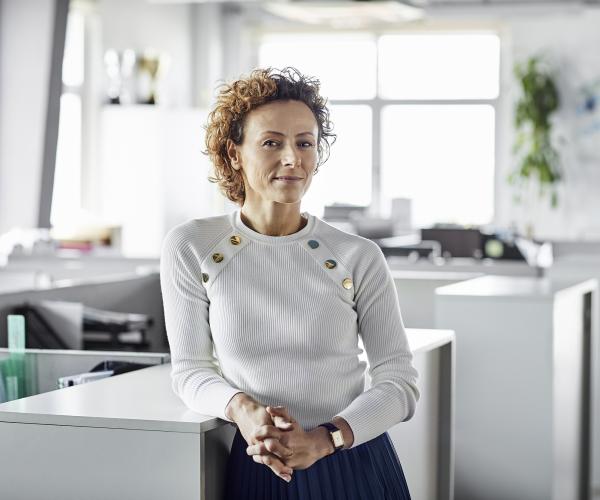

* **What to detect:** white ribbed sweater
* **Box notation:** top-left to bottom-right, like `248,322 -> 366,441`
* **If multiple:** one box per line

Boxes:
160,209 -> 420,448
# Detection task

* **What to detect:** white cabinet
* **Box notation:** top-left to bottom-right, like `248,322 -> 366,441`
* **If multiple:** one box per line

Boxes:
435,276 -> 599,500
100,106 -> 225,257
387,329 -> 455,500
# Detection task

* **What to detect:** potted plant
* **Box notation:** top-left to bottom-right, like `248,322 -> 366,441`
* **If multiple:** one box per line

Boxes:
509,56 -> 562,209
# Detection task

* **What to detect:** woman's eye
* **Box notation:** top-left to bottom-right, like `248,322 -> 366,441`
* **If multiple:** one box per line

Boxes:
299,142 -> 315,148
263,140 -> 278,147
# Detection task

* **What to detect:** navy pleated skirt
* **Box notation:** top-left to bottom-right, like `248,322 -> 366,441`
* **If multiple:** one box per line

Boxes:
223,428 -> 412,500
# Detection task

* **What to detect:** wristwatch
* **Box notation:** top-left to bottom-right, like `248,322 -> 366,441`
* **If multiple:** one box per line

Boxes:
318,422 -> 345,453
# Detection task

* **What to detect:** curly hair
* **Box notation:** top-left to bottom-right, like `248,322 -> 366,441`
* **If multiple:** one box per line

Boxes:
204,67 -> 336,206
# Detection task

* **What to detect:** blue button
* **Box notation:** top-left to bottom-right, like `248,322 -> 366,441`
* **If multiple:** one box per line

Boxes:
308,240 -> 319,249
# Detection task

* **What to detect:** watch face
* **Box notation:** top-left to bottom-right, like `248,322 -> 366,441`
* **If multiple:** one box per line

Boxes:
332,430 -> 344,448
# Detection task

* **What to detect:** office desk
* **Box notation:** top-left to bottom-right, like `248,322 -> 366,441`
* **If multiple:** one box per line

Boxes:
0,330 -> 454,500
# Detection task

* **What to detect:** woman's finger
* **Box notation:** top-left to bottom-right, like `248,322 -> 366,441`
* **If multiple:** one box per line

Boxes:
251,452 -> 293,482
247,438 -> 293,460
254,424 -> 286,442
275,420 -> 294,430
269,413 -> 294,430
266,406 -> 296,426
266,406 -> 295,420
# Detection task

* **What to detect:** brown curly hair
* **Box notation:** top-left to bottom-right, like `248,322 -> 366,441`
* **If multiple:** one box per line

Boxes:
204,67 -> 336,206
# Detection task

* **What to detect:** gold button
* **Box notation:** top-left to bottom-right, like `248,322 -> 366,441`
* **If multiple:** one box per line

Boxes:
324,259 -> 337,269
342,278 -> 353,289
202,273 -> 209,283
230,235 -> 241,245
212,253 -> 224,263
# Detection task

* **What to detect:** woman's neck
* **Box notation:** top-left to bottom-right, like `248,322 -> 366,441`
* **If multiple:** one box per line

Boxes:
240,203 -> 307,237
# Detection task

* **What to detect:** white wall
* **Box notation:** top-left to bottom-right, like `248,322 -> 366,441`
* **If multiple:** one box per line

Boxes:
494,8 -> 600,240
0,0 -> 55,234
98,0 -> 193,107
99,106 -> 221,257
92,2 -> 239,255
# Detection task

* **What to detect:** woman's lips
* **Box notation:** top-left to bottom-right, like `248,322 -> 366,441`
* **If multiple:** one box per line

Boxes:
274,176 -> 302,182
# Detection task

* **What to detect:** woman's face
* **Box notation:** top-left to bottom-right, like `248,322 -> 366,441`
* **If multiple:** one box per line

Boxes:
227,99 -> 319,207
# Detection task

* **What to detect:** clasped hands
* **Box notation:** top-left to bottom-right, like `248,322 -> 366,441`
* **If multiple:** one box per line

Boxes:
237,403 -> 329,483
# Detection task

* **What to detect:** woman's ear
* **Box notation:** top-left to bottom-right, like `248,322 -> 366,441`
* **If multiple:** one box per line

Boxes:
226,139 -> 240,171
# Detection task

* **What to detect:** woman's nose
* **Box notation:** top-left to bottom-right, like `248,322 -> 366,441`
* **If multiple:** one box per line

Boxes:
281,143 -> 300,166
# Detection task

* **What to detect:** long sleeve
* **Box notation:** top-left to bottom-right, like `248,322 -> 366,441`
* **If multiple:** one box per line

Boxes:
160,227 -> 243,422
334,242 -> 420,448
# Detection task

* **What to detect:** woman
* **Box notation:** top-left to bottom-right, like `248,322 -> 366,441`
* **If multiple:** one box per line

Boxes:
160,67 -> 420,499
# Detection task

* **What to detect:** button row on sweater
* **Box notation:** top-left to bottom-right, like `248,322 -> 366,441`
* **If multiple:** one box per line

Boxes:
203,235 -> 243,283
211,235 -> 242,264
307,240 -> 353,290
205,235 -> 354,291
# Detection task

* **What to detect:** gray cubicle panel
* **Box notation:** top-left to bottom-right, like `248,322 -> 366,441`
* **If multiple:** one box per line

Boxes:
0,273 -> 167,352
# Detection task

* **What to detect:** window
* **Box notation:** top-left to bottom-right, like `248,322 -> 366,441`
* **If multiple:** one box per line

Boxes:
302,105 -> 372,214
378,33 -> 499,100
259,33 -> 377,100
381,104 -> 495,227
259,31 -> 500,226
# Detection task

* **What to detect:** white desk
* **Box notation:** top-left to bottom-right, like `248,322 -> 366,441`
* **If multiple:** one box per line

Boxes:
0,329 -> 454,500
392,270 -> 481,329
387,256 -> 538,277
436,276 -> 599,500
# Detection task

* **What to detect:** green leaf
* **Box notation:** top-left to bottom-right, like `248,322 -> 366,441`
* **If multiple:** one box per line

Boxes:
511,54 -> 562,206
